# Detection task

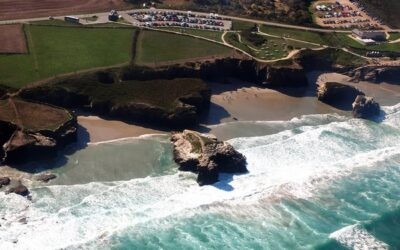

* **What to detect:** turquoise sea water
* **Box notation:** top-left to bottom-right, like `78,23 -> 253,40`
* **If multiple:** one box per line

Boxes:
0,103 -> 399,249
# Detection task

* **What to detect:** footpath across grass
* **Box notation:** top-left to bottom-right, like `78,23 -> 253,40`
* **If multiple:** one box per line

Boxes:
261,25 -> 400,53
156,27 -> 224,42
0,25 -> 135,88
135,30 -> 233,65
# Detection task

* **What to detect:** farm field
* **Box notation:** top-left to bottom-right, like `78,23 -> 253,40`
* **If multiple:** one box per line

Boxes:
0,0 -> 131,21
0,24 -> 28,54
156,27 -> 224,42
0,25 -> 135,88
134,30 -> 234,65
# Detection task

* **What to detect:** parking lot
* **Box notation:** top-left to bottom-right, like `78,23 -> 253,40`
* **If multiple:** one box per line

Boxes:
129,10 -> 232,31
313,0 -> 385,30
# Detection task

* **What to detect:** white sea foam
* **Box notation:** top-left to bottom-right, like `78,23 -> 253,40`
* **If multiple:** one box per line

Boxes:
0,104 -> 399,249
330,224 -> 389,250
87,133 -> 169,146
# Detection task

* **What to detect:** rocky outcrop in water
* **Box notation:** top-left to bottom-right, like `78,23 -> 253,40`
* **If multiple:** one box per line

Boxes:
171,130 -> 247,186
317,82 -> 365,110
352,95 -> 381,120
6,181 -> 29,197
35,173 -> 57,183
0,177 -> 10,188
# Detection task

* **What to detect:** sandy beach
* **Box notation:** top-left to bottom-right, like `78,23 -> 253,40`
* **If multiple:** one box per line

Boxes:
77,72 -> 400,143
78,115 -> 166,143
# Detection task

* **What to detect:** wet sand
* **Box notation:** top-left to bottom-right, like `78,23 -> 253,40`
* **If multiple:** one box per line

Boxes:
203,80 -> 344,125
78,72 -> 400,143
78,115 -> 166,143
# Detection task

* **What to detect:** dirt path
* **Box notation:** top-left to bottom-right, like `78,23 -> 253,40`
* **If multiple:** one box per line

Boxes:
7,98 -> 23,129
257,28 -> 324,47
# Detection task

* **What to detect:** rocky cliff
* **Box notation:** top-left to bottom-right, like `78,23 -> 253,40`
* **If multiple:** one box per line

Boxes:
352,95 -> 381,120
317,82 -> 365,110
171,130 -> 247,186
120,57 -> 309,87
0,98 -> 77,164
347,65 -> 400,83
19,77 -> 211,128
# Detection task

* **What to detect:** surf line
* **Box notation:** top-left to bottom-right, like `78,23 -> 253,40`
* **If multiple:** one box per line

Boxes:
88,133 -> 170,146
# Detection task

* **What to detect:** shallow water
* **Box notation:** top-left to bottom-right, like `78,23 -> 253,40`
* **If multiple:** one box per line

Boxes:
0,104 -> 399,249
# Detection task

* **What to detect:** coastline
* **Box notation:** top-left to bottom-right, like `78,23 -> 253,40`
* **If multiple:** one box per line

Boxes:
1,72 -> 399,186
79,71 -> 400,143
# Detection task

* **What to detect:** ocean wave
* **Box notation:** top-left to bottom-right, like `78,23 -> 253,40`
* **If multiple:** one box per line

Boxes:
87,133 -> 169,146
1,104 -> 400,249
329,224 -> 389,250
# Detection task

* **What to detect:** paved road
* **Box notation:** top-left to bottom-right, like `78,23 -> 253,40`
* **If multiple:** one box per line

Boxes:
1,8 -> 400,33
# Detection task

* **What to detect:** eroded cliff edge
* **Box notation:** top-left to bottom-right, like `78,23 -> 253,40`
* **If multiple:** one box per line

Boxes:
0,98 -> 77,164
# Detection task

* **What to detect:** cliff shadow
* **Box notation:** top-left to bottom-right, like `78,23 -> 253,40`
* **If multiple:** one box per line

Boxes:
208,77 -> 317,99
272,70 -> 326,98
7,125 -> 90,173
213,172 -> 249,192
207,79 -> 256,95
199,102 -> 231,126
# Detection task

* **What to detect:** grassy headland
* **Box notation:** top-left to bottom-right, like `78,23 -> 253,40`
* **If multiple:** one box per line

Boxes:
0,98 -> 72,132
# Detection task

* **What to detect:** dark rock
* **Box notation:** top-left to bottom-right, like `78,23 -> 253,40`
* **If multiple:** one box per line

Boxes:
119,57 -> 308,88
35,173 -> 57,183
347,65 -> 400,83
0,101 -> 78,164
352,95 -> 381,120
171,130 -> 247,186
2,130 -> 57,163
6,182 -> 29,197
0,177 -> 11,186
317,82 -> 365,110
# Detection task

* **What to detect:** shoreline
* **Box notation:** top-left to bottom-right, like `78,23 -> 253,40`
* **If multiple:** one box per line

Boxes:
1,71 -> 399,186
78,72 -> 400,143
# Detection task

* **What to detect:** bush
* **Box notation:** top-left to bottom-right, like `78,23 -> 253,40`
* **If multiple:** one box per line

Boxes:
241,28 -> 266,47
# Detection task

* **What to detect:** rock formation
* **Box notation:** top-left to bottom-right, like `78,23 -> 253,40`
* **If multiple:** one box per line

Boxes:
6,181 -> 29,197
120,57 -> 309,88
317,82 -> 365,110
0,99 -> 78,164
35,172 -> 57,183
352,95 -> 381,120
171,130 -> 247,186
0,176 -> 10,188
347,65 -> 400,83
19,78 -> 211,128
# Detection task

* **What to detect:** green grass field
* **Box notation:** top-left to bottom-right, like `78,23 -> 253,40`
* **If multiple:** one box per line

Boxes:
261,25 -> 400,53
388,33 -> 400,42
156,27 -> 224,42
135,30 -> 233,65
225,32 -> 291,60
29,19 -> 82,27
260,25 -> 327,45
0,25 -> 135,88
232,20 -> 256,31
